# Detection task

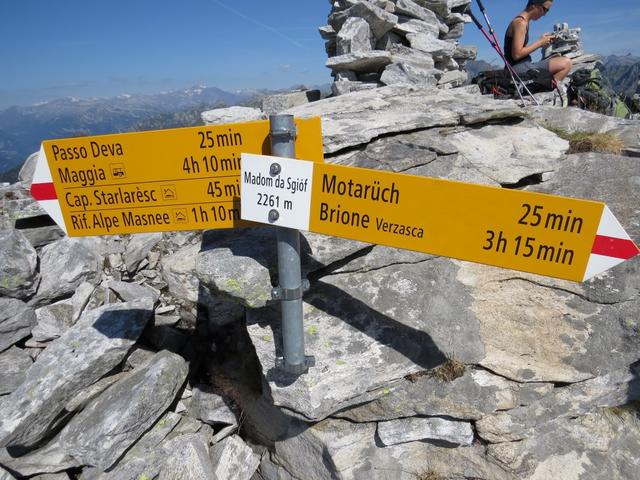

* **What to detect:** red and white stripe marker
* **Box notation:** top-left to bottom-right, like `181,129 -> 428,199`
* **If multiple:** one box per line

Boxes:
30,146 -> 67,234
584,206 -> 640,280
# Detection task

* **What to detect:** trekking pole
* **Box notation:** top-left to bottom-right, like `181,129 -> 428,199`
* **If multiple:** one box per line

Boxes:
470,2 -> 540,106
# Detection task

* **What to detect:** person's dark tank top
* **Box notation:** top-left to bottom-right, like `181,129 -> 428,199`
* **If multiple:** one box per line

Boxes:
504,16 -> 532,65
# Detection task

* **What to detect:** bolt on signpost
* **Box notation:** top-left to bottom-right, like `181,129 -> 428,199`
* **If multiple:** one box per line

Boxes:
268,115 -> 315,375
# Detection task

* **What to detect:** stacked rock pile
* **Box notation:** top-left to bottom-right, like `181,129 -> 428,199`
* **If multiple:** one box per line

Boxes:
542,22 -> 601,71
320,0 -> 477,95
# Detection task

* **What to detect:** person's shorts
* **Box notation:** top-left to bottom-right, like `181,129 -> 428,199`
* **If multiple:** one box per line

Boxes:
512,58 -> 550,74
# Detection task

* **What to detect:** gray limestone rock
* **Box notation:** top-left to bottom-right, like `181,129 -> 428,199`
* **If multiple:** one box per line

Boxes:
59,350 -> 188,470
106,280 -> 160,304
210,435 -> 260,480
331,79 -> 380,96
0,468 -> 14,480
159,434 -> 215,480
486,407 -> 640,480
437,69 -> 468,87
406,33 -> 456,60
336,17 -> 374,55
160,242 -> 245,327
388,44 -> 435,68
453,44 -> 477,61
380,62 -> 440,86
394,17 -> 441,37
375,31 -> 402,51
271,417 -> 513,480
326,51 -> 393,73
17,152 -> 38,185
0,229 -> 39,299
0,346 -> 32,395
0,298 -> 36,352
335,368 -> 553,422
0,299 -> 153,449
377,416 -> 474,446
201,106 -> 266,126
283,85 -> 523,154
188,385 -> 238,428
196,228 -> 367,310
247,258 -> 484,421
196,229 -> 275,309
476,366 -> 640,444
0,438 -> 80,477
394,0 -> 441,24
79,412 -> 182,480
333,2 -> 398,39
327,127 -> 497,186
261,90 -> 321,116
64,372 -> 129,413
32,237 -> 102,307
124,232 -> 163,273
446,121 -> 569,185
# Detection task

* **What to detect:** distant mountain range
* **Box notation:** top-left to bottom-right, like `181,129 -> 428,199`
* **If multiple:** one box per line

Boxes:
0,85 -> 291,182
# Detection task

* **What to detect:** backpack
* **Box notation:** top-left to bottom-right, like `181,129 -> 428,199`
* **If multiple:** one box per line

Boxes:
567,65 -> 631,118
473,68 -> 556,99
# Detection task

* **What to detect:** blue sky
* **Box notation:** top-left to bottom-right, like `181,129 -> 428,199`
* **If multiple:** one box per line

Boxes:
1,0 -> 638,109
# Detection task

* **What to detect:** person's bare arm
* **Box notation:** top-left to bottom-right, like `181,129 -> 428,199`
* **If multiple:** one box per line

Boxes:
510,18 -> 554,60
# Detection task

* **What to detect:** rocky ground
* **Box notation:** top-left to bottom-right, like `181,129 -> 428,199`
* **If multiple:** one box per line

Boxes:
1,82 -> 639,480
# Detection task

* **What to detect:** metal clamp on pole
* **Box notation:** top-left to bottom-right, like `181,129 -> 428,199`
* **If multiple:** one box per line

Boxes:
269,115 -> 315,375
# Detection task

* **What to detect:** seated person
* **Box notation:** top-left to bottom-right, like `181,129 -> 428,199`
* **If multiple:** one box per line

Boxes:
504,0 -> 572,82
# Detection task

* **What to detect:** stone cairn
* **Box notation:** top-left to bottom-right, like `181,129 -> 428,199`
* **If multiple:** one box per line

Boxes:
320,0 -> 477,95
542,22 -> 601,71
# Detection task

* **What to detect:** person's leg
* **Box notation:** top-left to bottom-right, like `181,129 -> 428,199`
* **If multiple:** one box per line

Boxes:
549,56 -> 572,81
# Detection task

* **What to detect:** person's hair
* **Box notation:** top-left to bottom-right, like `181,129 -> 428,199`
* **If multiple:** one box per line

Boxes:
527,0 -> 551,6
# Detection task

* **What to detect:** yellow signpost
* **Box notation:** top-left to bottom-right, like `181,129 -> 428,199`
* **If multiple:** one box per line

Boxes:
241,154 -> 639,282
31,118 -> 323,236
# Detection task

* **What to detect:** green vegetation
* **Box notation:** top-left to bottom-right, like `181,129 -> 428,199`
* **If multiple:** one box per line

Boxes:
416,469 -> 446,480
546,127 -> 625,155
405,359 -> 466,383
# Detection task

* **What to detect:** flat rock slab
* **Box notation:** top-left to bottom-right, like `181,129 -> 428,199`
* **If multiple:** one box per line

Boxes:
124,233 -> 163,273
445,121 -> 569,185
284,85 -> 523,154
197,228 -> 370,309
60,350 -> 188,470
159,434 -> 215,480
0,229 -> 39,299
326,51 -> 393,73
201,106 -> 265,126
209,435 -> 260,480
247,258 -> 484,421
377,416 -> 474,446
335,368 -> 552,422
0,299 -> 153,449
0,346 -> 32,395
486,407 -> 640,480
79,412 -> 183,480
0,298 -> 36,352
476,367 -> 640,443
32,237 -> 102,307
272,417 -> 514,480
0,438 -> 80,477
328,126 -> 499,186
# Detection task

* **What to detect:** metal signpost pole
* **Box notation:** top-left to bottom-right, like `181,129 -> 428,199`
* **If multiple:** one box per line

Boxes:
269,115 -> 314,375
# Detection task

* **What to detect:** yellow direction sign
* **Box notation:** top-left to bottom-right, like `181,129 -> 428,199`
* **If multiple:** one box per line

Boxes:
241,154 -> 639,282
30,118 -> 323,236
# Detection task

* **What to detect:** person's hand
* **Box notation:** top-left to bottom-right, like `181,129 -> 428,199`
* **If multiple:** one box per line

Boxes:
539,33 -> 555,48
